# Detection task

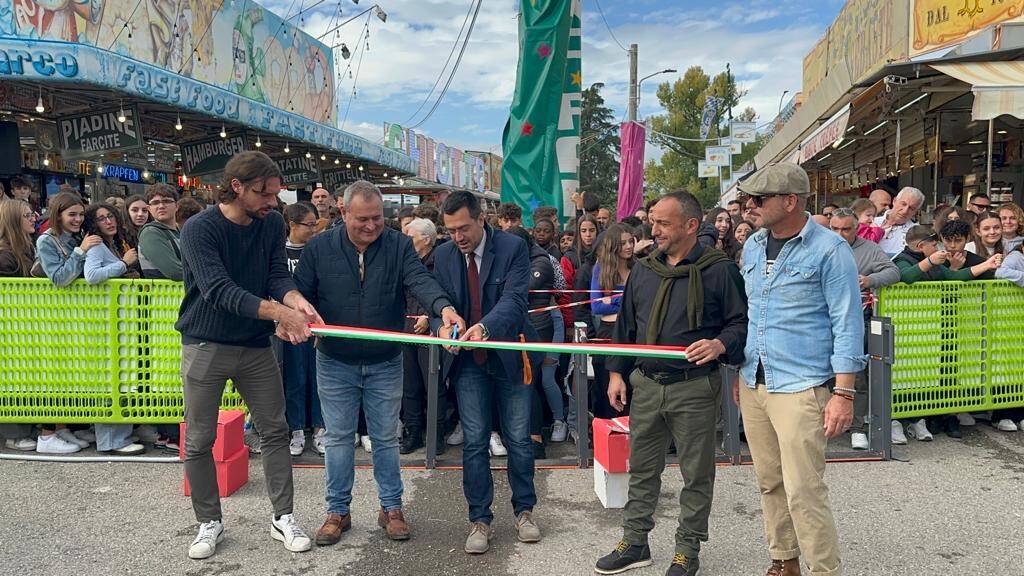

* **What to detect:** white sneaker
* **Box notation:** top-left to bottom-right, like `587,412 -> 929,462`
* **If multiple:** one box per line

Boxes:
447,422 -> 464,446
851,432 -> 869,450
57,428 -> 89,448
891,421 -> 908,445
488,432 -> 507,457
995,419 -> 1019,432
289,430 -> 305,456
360,435 -> 373,453
270,514 -> 312,552
135,424 -> 160,443
188,520 -> 224,560
73,428 -> 97,443
956,413 -> 976,427
906,419 -> 933,441
550,420 -> 568,443
37,433 -> 82,453
312,429 -> 326,456
101,442 -> 146,455
5,437 -> 37,451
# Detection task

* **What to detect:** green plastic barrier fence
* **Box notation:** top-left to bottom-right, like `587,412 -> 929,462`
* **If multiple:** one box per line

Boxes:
877,280 -> 1024,419
0,279 -> 243,424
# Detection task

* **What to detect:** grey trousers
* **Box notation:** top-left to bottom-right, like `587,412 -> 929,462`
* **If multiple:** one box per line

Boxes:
182,342 -> 294,523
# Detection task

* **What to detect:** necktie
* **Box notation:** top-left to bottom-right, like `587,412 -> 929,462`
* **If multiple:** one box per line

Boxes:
466,252 -> 487,364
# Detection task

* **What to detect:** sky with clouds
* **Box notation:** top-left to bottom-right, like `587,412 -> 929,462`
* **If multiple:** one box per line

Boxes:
256,0 -> 848,157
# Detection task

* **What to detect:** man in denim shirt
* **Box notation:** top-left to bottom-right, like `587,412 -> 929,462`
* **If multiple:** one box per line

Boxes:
735,164 -> 865,576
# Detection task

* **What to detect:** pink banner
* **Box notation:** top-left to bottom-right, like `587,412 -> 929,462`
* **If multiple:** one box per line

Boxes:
616,121 -> 646,222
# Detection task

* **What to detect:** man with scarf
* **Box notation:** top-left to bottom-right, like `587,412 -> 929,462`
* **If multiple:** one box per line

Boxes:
594,190 -> 748,576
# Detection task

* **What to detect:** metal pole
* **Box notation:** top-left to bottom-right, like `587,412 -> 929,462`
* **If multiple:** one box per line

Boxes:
425,344 -> 441,469
867,316 -> 894,460
720,365 -> 742,465
986,118 -> 994,196
933,113 -> 941,207
627,44 -> 638,122
573,322 -> 590,468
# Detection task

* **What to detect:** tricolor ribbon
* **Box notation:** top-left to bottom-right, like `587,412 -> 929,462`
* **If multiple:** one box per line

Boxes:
310,324 -> 687,360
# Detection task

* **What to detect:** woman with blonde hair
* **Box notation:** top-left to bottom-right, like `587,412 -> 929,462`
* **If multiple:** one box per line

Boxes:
0,199 -> 41,451
590,223 -> 636,418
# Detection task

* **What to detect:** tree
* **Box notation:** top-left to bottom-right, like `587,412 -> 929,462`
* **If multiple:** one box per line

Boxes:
579,83 -> 620,209
644,67 -> 765,209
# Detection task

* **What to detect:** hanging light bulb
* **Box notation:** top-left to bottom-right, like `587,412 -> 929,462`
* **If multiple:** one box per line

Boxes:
383,172 -> 388,178
255,134 -> 262,148
43,157 -> 50,167
345,162 -> 351,169
358,165 -> 364,172
142,170 -> 150,179
334,158 -> 340,164
219,125 -> 227,138
284,142 -> 290,153
305,150 -> 312,159
320,153 -> 326,161
97,163 -> 105,174
117,101 -> 127,123
35,88 -> 45,114
174,115 -> 183,131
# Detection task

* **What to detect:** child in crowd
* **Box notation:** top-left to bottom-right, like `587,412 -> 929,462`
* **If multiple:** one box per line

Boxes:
851,198 -> 883,243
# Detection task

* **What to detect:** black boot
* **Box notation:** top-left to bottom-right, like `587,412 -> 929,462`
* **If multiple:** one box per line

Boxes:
399,428 -> 424,454
595,540 -> 652,574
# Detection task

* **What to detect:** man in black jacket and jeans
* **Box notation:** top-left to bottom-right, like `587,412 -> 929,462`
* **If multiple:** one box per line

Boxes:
293,180 -> 465,545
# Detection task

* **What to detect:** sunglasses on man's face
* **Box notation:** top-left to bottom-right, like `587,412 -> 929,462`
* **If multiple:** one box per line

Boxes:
750,194 -> 794,207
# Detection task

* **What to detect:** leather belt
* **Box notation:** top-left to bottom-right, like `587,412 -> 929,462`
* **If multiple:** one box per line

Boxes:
639,364 -> 714,385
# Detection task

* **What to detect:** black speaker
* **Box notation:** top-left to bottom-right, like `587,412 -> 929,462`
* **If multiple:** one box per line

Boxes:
0,122 -> 20,176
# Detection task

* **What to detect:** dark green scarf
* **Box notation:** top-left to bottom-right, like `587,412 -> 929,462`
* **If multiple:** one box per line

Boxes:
637,247 -> 730,345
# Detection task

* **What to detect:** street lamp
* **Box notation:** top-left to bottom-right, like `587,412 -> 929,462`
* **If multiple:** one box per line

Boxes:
636,68 -> 677,113
777,90 -> 790,116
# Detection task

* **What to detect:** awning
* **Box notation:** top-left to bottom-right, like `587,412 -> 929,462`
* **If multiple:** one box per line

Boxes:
798,105 -> 851,164
932,61 -> 1024,120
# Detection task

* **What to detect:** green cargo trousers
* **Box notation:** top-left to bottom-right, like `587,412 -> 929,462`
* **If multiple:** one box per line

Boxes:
621,368 -> 721,558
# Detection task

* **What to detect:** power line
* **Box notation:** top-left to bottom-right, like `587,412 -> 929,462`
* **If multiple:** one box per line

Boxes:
591,0 -> 627,52
106,0 -> 145,51
341,12 -> 374,129
399,0 -> 477,126
408,0 -> 482,130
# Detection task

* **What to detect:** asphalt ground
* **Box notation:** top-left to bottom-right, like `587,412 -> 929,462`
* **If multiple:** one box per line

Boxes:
2,423 -> 1023,576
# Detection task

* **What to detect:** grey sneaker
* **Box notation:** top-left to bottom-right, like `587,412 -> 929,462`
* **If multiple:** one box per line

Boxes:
550,420 -> 568,442
464,522 -> 492,554
244,432 -> 262,454
515,511 -> 541,543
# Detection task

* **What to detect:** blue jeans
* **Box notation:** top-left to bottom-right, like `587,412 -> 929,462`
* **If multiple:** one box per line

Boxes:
454,354 -> 536,524
96,423 -> 134,451
317,351 -> 403,515
283,340 -> 323,431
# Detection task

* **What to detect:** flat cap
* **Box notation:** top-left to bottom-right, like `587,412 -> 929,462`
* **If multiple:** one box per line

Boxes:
738,163 -> 810,197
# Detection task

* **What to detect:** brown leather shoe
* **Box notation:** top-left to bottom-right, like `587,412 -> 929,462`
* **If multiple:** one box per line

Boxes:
315,513 -> 351,546
377,508 -> 410,541
765,558 -> 801,576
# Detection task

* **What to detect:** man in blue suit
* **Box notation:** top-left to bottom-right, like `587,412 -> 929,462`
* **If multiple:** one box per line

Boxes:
433,191 -> 542,555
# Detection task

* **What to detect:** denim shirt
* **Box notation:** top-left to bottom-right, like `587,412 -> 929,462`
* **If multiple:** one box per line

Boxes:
739,215 -> 866,392
84,242 -> 128,284
35,231 -> 85,287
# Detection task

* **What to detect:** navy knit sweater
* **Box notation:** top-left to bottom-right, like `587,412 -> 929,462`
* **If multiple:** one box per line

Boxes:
176,206 -> 296,348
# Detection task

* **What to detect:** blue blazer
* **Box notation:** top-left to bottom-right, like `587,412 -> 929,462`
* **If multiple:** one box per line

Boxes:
432,225 -> 542,384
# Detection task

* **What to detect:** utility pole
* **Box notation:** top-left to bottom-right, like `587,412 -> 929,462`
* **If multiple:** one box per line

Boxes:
627,43 -> 638,121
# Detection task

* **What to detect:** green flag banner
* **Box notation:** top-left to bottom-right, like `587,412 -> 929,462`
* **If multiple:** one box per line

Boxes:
501,0 -> 582,226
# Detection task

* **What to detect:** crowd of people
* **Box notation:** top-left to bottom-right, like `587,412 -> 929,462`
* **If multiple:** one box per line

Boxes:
3,154 -> 1024,575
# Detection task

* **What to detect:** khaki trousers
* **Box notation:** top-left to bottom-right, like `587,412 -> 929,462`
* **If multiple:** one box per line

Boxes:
739,383 -> 841,576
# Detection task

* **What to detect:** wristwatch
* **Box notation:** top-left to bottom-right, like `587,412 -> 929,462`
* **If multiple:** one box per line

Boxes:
479,324 -> 490,340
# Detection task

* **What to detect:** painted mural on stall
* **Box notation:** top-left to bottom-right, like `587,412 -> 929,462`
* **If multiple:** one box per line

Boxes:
1,0 -> 335,124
